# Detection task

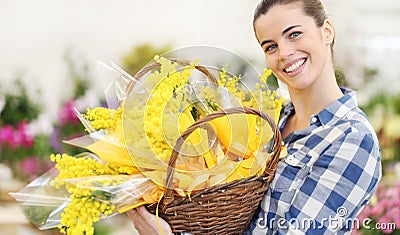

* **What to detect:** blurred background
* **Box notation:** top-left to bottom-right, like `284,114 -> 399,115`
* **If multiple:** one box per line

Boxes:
0,0 -> 399,234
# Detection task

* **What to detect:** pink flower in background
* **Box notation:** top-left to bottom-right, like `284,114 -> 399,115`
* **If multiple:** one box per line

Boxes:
395,212 -> 400,230
350,229 -> 363,235
387,207 -> 400,228
371,199 -> 390,217
354,182 -> 400,234
386,186 -> 399,199
58,100 -> 79,125
378,215 -> 394,234
19,156 -> 53,180
0,125 -> 14,147
16,121 -> 34,148
19,156 -> 40,178
375,185 -> 383,198
0,122 -> 34,149
356,205 -> 371,222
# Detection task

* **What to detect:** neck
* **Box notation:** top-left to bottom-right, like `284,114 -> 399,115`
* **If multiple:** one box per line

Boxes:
288,69 -> 343,121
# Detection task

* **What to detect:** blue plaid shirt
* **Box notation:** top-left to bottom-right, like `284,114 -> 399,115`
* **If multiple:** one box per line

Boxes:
247,88 -> 382,234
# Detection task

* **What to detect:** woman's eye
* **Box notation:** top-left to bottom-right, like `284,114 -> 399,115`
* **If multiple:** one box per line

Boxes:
265,44 -> 277,53
289,31 -> 301,39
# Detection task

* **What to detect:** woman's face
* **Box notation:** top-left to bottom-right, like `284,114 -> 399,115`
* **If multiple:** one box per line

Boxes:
254,3 -> 334,91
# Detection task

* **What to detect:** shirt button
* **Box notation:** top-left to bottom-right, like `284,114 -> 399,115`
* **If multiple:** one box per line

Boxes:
311,117 -> 317,123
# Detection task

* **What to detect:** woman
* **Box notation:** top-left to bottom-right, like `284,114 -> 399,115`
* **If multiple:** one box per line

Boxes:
128,0 -> 382,234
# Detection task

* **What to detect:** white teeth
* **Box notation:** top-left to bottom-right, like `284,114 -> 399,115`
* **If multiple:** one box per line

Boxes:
285,59 -> 305,73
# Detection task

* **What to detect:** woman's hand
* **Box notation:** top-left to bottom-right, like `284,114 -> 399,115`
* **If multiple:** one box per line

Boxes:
127,206 -> 173,235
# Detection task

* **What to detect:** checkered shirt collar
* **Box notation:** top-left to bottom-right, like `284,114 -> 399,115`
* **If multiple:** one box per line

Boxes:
282,87 -> 357,127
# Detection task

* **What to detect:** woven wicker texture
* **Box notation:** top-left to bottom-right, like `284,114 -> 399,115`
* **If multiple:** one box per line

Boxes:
147,107 -> 281,234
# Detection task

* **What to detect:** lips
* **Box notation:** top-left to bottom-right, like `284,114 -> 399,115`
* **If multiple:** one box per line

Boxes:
283,58 -> 307,73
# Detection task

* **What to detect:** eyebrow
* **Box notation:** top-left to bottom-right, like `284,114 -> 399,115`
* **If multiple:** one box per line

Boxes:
260,25 -> 302,47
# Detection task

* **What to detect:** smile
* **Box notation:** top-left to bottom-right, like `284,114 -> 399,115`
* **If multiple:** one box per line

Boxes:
283,58 -> 307,73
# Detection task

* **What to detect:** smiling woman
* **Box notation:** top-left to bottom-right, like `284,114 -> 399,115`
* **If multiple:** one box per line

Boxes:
253,1 -> 337,95
247,0 -> 382,234
127,0 -> 382,234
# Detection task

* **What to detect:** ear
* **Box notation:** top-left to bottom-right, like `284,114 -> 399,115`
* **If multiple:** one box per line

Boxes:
322,19 -> 335,45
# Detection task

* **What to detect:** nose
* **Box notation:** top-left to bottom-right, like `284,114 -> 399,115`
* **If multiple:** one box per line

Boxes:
278,42 -> 295,60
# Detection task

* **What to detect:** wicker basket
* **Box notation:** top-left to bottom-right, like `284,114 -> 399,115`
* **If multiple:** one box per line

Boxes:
129,59 -> 282,234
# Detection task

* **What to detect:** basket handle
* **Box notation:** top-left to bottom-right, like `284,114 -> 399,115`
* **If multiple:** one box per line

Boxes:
126,58 -> 218,93
163,106 -> 282,205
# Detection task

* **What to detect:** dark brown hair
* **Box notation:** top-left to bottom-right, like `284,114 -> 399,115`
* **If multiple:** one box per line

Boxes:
254,0 -> 327,26
253,0 -> 335,49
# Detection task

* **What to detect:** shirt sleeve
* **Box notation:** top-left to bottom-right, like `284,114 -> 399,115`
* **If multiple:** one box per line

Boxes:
249,132 -> 381,235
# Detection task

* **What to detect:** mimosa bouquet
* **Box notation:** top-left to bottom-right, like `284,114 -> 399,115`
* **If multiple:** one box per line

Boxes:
11,47 -> 283,235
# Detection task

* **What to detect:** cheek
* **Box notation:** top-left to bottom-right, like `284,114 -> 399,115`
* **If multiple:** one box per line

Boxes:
266,56 -> 280,73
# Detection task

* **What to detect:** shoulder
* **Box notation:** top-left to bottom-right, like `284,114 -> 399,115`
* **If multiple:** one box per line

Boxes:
322,105 -> 381,168
336,106 -> 380,152
336,88 -> 378,141
317,106 -> 382,185
313,114 -> 382,196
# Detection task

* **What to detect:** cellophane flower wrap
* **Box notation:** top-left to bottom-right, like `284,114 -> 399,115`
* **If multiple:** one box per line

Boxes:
11,48 -> 283,235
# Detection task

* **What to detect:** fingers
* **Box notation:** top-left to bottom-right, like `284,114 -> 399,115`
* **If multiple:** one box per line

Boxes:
126,208 -> 137,218
136,206 -> 156,223
136,206 -> 173,234
126,209 -> 144,231
127,206 -> 173,235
